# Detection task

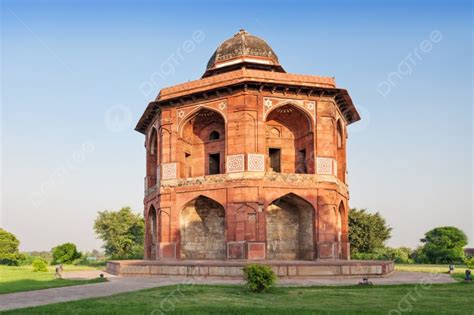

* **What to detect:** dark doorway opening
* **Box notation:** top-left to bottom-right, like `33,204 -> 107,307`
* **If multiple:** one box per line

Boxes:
209,153 -> 220,175
296,149 -> 307,174
269,148 -> 281,173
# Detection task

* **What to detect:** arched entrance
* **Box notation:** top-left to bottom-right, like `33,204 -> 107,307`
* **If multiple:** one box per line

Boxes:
336,202 -> 344,259
180,196 -> 226,259
266,193 -> 314,260
147,206 -> 158,260
265,104 -> 314,174
180,108 -> 225,177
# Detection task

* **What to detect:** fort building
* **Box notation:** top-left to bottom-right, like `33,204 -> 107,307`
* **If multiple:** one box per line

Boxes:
135,29 -> 360,262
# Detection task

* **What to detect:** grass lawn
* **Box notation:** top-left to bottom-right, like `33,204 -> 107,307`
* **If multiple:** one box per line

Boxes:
0,265 -> 106,295
395,263 -> 469,274
2,282 -> 473,315
395,263 -> 470,281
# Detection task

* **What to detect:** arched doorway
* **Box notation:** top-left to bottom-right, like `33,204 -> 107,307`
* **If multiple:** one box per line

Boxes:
147,206 -> 158,260
180,108 -> 225,177
180,196 -> 226,259
265,104 -> 314,174
146,128 -> 158,188
266,193 -> 314,260
336,202 -> 344,259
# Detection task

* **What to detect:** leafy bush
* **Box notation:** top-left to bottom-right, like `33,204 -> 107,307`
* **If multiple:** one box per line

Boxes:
465,257 -> 474,269
243,264 -> 277,293
411,246 -> 429,263
28,251 -> 53,262
352,247 -> 414,263
420,227 -> 467,264
0,253 -> 21,266
52,243 -> 82,264
32,257 -> 48,272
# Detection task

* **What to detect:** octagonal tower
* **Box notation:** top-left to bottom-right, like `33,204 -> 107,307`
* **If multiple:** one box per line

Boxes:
136,30 -> 360,261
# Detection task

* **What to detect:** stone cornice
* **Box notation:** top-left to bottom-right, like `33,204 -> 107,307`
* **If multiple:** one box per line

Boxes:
135,69 -> 360,134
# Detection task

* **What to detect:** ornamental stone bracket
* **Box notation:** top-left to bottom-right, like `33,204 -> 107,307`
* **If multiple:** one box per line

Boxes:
162,162 -> 177,180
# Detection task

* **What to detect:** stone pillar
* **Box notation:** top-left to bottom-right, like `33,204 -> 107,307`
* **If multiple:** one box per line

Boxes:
317,190 -> 339,260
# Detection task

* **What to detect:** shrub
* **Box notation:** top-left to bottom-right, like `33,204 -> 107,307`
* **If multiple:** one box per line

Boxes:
243,264 -> 277,293
465,257 -> 474,269
32,257 -> 48,272
411,246 -> 429,263
352,247 -> 414,263
52,243 -> 82,264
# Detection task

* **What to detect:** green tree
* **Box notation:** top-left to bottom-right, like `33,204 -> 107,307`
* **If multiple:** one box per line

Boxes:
420,226 -> 467,264
52,243 -> 82,264
0,228 -> 21,265
94,207 -> 144,259
348,208 -> 392,254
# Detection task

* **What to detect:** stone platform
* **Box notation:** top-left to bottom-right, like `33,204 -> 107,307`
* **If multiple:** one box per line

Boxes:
106,259 -> 394,279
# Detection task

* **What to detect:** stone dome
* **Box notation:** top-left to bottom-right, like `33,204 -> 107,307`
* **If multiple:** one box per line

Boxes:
203,29 -> 284,77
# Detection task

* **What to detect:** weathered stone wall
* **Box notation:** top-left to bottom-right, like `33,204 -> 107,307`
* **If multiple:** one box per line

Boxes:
266,195 -> 314,260
180,196 -> 226,259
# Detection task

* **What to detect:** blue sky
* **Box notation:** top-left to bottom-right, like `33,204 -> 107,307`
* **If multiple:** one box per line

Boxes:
1,0 -> 472,251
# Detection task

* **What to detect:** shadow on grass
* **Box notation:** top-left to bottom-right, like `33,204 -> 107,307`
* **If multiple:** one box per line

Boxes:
0,278 -> 107,295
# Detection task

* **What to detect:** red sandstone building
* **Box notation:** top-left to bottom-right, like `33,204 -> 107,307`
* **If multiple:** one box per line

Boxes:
136,30 -> 360,262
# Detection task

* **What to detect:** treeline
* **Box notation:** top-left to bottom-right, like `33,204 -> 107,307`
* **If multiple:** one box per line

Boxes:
349,208 -> 472,266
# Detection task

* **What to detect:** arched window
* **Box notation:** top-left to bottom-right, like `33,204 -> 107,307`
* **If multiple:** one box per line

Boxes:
209,130 -> 220,141
147,128 -> 158,188
337,120 -> 344,148
265,104 -> 314,174
180,109 -> 225,177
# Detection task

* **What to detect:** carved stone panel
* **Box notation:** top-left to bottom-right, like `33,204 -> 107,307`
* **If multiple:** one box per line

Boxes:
248,154 -> 265,172
162,163 -> 177,180
227,154 -> 245,173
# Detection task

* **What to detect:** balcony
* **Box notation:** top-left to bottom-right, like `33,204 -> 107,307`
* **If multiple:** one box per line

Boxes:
144,176 -> 158,197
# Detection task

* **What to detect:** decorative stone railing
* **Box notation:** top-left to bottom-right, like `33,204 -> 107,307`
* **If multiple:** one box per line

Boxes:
160,172 -> 348,191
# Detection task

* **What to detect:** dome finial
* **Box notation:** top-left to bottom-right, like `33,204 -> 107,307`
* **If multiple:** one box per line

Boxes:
236,29 -> 248,36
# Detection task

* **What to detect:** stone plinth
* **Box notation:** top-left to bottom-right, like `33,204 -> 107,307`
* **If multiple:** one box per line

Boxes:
107,260 -> 394,279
